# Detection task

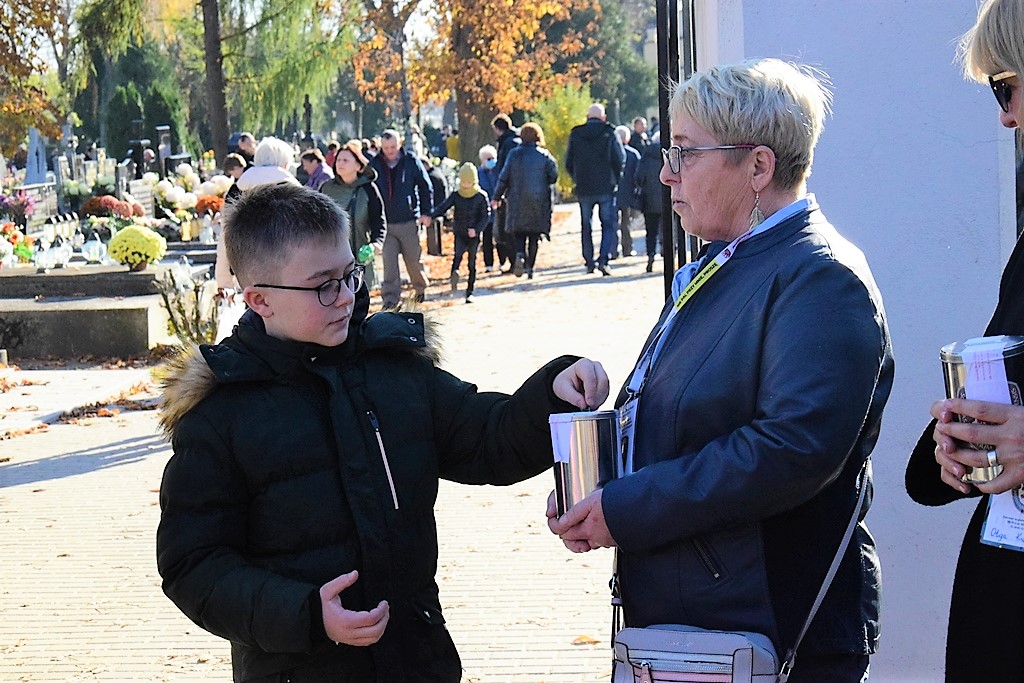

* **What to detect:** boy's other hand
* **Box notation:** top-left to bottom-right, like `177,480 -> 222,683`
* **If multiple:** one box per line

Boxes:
553,358 -> 609,410
319,570 -> 389,646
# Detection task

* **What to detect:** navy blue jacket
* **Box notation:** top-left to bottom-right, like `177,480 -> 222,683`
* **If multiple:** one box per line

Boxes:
370,150 -> 433,224
615,144 -> 641,210
604,204 -> 893,660
565,118 -> 625,196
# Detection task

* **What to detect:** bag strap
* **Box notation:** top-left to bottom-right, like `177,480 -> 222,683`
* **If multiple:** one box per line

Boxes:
777,458 -> 870,682
610,459 -> 871,683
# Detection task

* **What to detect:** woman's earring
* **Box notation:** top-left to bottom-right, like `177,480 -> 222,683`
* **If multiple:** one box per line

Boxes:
749,192 -> 765,229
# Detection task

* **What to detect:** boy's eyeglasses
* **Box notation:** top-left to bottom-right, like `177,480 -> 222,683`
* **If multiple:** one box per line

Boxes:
661,144 -> 758,174
989,71 -> 1017,113
255,265 -> 365,306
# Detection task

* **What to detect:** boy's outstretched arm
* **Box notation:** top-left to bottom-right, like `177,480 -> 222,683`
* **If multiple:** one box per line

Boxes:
552,358 -> 609,411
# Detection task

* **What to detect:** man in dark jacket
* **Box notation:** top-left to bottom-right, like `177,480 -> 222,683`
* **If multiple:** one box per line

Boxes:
370,129 -> 433,307
157,183 -> 609,683
565,103 -> 625,276
491,114 -> 520,272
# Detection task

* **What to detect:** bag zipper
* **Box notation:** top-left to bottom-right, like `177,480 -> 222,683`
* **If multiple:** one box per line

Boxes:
367,411 -> 399,510
691,537 -> 721,579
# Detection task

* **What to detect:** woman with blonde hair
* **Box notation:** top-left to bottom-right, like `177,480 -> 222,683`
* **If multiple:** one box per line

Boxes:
906,1 -> 1024,679
549,58 -> 893,682
491,122 -> 557,279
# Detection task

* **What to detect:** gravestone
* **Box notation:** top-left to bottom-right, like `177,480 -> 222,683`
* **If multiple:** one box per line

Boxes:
25,128 -> 47,185
83,160 -> 98,188
128,179 -> 154,216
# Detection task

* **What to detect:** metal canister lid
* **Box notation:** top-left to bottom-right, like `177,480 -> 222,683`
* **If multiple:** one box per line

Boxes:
548,409 -> 618,424
940,335 -> 1024,362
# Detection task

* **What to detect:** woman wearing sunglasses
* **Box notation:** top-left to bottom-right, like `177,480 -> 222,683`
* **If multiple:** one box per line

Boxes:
549,57 -> 893,682
906,1 -> 1024,680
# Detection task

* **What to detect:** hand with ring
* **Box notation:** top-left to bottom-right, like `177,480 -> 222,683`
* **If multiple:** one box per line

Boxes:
931,398 -> 1024,494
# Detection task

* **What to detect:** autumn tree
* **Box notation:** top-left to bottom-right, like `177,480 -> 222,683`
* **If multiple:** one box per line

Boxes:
352,0 -> 424,146
406,0 -> 600,164
0,0 -> 63,157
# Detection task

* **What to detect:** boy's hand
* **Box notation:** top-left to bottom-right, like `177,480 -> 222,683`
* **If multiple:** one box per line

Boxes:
319,570 -> 389,646
553,358 -> 609,410
467,228 -> 477,239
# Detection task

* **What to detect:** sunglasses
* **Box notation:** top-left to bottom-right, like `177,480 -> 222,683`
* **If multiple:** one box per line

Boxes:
989,70 -> 1017,113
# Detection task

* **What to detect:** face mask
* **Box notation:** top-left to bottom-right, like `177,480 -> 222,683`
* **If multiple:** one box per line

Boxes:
483,158 -> 496,169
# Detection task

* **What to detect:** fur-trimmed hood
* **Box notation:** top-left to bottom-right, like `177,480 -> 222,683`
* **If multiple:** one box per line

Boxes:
159,300 -> 442,437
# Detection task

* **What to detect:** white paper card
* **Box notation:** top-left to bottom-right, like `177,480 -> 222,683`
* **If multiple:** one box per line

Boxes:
981,487 -> 1024,552
548,414 -> 573,464
961,337 -> 1024,552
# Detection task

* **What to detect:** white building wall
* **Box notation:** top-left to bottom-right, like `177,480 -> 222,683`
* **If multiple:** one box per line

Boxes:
692,2 -> 1018,681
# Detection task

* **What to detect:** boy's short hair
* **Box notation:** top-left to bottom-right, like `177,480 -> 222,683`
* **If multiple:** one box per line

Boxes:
223,184 -> 350,288
222,153 -> 246,173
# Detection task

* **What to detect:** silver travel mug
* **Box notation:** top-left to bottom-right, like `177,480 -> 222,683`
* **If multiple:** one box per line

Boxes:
940,335 -> 1024,483
549,410 -> 620,517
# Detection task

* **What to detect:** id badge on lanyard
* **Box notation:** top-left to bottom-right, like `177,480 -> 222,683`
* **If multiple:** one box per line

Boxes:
617,221 -> 771,476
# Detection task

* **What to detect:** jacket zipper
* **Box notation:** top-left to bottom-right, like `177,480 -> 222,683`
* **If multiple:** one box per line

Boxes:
367,411 -> 399,510
691,537 -> 721,580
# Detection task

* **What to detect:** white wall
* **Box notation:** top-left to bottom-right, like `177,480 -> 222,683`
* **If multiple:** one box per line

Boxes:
694,2 -> 1018,681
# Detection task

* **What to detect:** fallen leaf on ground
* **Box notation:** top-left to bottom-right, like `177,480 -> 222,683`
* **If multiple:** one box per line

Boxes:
572,635 -> 601,645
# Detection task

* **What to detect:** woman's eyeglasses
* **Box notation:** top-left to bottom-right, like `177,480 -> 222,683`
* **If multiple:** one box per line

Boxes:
661,144 -> 758,174
989,71 -> 1017,113
255,265 -> 365,306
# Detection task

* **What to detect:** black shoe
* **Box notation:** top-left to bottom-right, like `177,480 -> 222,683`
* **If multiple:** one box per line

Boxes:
646,260 -> 654,273
465,294 -> 474,304
512,254 -> 525,278
586,265 -> 595,274
527,268 -> 534,280
598,264 -> 612,277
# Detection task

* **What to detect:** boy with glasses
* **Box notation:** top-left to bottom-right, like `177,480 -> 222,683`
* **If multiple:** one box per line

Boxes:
155,183 -> 608,682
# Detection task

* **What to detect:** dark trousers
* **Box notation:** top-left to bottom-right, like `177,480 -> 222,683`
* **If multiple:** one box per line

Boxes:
481,223 -> 495,268
513,233 -> 540,270
643,212 -> 662,261
494,204 -> 512,267
577,194 -> 618,268
452,234 -> 480,295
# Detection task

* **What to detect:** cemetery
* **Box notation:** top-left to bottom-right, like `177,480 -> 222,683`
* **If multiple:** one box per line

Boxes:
0,120 -> 225,359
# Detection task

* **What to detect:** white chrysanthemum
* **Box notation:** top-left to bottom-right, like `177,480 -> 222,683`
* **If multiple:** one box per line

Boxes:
164,186 -> 184,206
197,181 -> 217,197
180,192 -> 198,209
175,163 -> 194,177
211,174 -> 233,195
155,179 -> 174,197
142,172 -> 160,185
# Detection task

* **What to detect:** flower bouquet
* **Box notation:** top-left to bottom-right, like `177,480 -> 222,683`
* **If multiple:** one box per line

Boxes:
81,194 -> 135,219
0,189 -> 36,227
1,221 -> 34,262
107,224 -> 167,271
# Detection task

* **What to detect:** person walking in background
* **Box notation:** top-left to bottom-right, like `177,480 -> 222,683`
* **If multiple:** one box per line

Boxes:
614,125 -> 641,258
370,129 -> 433,307
324,140 -> 341,170
221,153 -> 246,204
565,103 -> 625,276
634,133 -> 664,273
236,132 -> 257,167
906,1 -> 1024,679
301,148 -> 334,192
477,145 -> 500,273
322,140 -> 387,293
491,114 -> 521,273
629,116 -> 650,150
236,137 -> 300,192
431,163 -> 490,303
492,123 -> 558,281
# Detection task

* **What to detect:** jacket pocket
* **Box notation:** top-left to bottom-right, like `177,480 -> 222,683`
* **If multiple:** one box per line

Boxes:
691,536 -> 723,581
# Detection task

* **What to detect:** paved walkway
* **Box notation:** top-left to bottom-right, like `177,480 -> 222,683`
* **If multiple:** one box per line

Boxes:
0,206 -> 666,681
